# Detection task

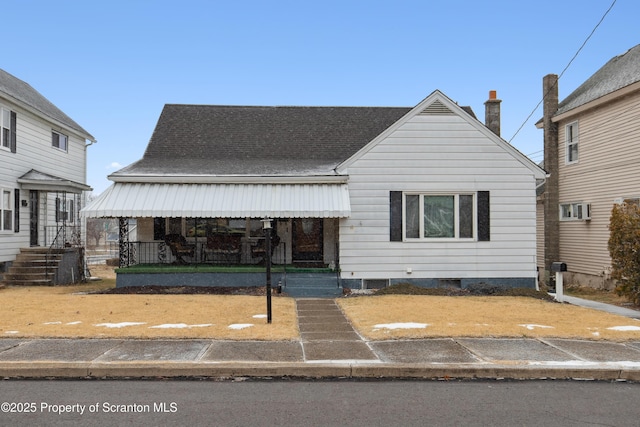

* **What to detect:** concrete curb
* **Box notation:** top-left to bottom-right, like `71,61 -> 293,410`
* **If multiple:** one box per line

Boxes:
1,361 -> 638,381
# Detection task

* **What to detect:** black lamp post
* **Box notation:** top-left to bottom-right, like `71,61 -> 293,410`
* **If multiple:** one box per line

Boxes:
261,218 -> 273,324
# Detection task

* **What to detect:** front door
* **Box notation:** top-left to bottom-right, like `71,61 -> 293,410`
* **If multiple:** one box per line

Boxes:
29,190 -> 39,246
292,218 -> 323,262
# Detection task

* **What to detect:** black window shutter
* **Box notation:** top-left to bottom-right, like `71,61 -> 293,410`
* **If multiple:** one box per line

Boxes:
10,111 -> 16,153
14,189 -> 19,232
55,197 -> 60,222
390,191 -> 403,241
477,191 -> 490,241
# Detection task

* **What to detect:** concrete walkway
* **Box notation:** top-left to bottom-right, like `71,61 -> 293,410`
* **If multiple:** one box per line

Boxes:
559,294 -> 640,319
0,295 -> 639,380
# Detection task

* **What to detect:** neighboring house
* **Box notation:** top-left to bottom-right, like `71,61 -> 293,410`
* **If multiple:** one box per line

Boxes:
83,90 -> 545,289
537,44 -> 640,288
0,68 -> 95,285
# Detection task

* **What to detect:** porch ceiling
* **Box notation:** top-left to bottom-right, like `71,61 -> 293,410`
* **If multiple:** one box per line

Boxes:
81,182 -> 351,218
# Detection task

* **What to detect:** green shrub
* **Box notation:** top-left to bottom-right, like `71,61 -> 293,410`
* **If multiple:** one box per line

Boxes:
608,201 -> 640,305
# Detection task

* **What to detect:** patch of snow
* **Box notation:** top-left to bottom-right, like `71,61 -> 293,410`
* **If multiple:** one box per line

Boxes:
592,332 -> 600,337
94,322 -> 146,328
66,321 -> 82,325
4,331 -> 19,334
373,322 -> 428,330
348,289 -> 376,295
149,323 -> 212,329
43,321 -> 62,325
253,314 -> 267,319
228,323 -> 253,330
519,324 -> 554,330
607,325 -> 640,331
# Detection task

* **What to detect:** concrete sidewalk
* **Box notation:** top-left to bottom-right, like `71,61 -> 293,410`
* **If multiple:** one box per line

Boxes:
0,296 -> 639,381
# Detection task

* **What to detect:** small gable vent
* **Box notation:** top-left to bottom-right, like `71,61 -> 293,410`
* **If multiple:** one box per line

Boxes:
419,100 -> 454,115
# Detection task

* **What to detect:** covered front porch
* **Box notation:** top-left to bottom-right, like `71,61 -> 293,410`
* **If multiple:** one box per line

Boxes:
18,169 -> 91,249
82,181 -> 351,293
118,216 -> 338,268
1,170 -> 92,286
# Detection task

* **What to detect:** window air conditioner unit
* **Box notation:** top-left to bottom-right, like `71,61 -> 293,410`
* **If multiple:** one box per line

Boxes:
578,203 -> 591,220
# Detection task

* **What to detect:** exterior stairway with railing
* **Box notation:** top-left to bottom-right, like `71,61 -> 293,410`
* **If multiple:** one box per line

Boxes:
0,248 -> 63,286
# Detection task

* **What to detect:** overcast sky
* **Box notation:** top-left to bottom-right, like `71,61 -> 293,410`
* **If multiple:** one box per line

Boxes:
4,0 -> 637,195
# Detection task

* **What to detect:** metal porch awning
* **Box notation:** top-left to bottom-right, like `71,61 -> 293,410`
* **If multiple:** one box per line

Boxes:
81,183 -> 351,218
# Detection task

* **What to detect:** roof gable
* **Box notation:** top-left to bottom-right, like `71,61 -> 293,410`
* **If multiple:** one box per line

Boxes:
337,90 -> 546,179
0,68 -> 94,140
556,44 -> 640,116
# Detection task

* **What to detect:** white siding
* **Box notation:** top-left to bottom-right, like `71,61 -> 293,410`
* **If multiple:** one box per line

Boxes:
340,113 -> 539,281
556,92 -> 640,279
0,97 -> 89,262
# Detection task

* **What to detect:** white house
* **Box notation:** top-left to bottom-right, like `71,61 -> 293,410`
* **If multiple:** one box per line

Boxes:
83,90 -> 545,290
0,69 -> 95,285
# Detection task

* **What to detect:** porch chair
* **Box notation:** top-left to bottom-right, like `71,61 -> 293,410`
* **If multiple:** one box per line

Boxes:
203,233 -> 241,264
164,233 -> 196,264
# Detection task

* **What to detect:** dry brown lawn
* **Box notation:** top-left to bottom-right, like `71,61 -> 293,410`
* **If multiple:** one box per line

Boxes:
2,265 -> 639,341
337,295 -> 640,341
0,266 -> 297,340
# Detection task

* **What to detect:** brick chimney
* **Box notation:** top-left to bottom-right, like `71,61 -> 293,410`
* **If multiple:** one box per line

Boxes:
543,74 -> 560,278
484,90 -> 501,136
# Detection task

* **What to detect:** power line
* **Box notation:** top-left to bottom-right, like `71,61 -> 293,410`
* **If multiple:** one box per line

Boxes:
508,0 -> 617,144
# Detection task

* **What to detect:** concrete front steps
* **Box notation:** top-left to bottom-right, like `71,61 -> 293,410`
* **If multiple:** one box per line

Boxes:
280,273 -> 343,298
1,248 -> 62,286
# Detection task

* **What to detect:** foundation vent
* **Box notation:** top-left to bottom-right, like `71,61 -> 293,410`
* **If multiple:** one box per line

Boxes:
363,279 -> 389,289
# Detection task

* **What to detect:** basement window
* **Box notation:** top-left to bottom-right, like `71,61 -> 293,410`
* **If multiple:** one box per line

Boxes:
363,279 -> 389,289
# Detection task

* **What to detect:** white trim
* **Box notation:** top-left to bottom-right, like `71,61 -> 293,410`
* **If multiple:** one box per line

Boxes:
0,93 -> 95,142
402,191 -> 477,241
559,201 -> 590,221
552,81 -> 640,123
565,121 -> 579,165
336,90 -> 546,180
0,187 -> 14,232
108,174 -> 349,185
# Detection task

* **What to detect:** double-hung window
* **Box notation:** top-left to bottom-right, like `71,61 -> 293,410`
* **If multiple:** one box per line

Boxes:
0,107 -> 16,152
1,189 -> 13,231
52,131 -> 68,151
566,122 -> 578,164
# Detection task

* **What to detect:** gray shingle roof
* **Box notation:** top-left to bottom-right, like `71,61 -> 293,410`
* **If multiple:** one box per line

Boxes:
556,44 -> 640,116
115,105 -> 412,176
0,68 -> 94,140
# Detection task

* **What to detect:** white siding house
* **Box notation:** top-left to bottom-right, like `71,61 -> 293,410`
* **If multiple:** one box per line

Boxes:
337,92 -> 545,287
0,69 -> 95,283
84,90 -> 544,289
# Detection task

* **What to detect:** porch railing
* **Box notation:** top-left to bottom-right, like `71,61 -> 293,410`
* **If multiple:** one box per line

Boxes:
117,240 -> 288,267
44,225 -> 82,248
